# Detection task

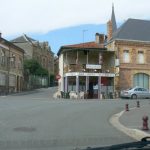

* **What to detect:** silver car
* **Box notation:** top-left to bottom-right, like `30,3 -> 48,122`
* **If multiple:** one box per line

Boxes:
120,86 -> 150,99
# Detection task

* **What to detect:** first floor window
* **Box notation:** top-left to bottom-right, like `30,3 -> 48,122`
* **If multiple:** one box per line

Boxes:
123,50 -> 130,63
138,51 -> 144,64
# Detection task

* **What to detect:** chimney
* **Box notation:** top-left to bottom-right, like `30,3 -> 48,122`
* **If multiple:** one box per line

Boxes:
99,34 -> 105,44
95,33 -> 100,44
107,20 -> 112,41
95,33 -> 105,44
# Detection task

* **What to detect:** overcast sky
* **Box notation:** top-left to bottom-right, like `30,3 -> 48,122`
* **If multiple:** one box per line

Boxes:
1,0 -> 150,53
1,0 -> 150,36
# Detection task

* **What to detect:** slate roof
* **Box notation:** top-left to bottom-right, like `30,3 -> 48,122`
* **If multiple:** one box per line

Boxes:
11,34 -> 37,43
112,18 -> 150,42
0,37 -> 24,53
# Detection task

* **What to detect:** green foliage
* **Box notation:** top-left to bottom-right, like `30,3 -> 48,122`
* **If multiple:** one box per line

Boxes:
24,59 -> 48,76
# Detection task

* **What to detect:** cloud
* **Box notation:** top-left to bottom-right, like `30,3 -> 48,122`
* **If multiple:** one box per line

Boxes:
0,0 -> 150,36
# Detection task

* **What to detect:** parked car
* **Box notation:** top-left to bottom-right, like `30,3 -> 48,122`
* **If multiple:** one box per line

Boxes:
120,86 -> 150,99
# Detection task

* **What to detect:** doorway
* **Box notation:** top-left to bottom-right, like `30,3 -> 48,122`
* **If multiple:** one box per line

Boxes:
89,76 -> 98,99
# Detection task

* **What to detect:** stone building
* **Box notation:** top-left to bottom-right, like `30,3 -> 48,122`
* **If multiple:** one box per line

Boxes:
0,33 -> 24,94
11,34 -> 54,75
106,5 -> 150,91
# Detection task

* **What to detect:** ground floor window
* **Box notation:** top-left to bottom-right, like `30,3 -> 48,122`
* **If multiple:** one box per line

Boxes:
65,76 -> 114,99
133,73 -> 149,89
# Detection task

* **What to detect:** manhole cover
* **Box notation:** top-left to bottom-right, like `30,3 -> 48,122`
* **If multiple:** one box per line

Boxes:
13,127 -> 36,132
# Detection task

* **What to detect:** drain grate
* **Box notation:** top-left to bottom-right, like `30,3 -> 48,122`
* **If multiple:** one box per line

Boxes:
13,127 -> 36,132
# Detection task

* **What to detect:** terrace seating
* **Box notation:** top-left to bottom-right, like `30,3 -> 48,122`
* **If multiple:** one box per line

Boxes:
79,91 -> 84,99
69,91 -> 78,99
53,91 -> 61,98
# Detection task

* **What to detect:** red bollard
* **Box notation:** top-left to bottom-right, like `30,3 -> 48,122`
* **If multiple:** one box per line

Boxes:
137,101 -> 140,108
142,116 -> 149,130
125,104 -> 129,111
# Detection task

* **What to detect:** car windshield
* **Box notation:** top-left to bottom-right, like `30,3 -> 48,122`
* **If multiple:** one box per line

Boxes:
1,1 -> 150,150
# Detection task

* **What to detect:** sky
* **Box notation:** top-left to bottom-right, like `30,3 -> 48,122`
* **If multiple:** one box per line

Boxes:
1,0 -> 150,54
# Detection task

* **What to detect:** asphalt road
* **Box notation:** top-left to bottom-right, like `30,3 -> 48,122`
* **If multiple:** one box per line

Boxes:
0,87 -> 149,150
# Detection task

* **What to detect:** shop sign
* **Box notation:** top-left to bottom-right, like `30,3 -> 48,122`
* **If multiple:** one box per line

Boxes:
86,64 -> 101,69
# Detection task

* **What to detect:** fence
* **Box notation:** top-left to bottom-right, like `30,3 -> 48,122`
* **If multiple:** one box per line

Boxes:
24,75 -> 48,90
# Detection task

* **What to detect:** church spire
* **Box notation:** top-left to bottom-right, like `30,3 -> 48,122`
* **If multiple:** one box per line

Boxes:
111,3 -> 117,33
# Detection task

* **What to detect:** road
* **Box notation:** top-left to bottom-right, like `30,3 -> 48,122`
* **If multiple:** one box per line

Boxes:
0,87 -> 149,150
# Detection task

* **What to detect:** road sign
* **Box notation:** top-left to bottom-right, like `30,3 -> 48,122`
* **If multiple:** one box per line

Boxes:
56,74 -> 61,80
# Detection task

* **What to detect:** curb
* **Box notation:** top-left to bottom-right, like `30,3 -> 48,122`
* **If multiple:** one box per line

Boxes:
10,90 -> 38,96
109,109 -> 150,141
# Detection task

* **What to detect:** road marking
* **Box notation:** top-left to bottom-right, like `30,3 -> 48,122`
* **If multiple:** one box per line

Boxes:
109,107 -> 150,141
0,96 -> 7,98
31,98 -> 49,100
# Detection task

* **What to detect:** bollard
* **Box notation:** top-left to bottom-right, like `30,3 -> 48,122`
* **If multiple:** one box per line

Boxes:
125,104 -> 129,111
142,116 -> 149,130
137,101 -> 140,108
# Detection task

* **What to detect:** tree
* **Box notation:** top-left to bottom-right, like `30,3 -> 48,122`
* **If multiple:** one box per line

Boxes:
24,59 -> 48,76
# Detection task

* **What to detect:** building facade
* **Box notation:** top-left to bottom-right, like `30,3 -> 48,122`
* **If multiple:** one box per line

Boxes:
11,34 -> 54,75
106,6 -> 150,91
57,34 -> 116,99
0,33 -> 24,94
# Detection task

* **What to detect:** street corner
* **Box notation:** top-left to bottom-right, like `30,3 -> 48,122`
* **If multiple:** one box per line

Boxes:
109,105 -> 150,141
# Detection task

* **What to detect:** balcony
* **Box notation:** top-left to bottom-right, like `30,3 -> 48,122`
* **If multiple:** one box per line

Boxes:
64,64 -> 115,74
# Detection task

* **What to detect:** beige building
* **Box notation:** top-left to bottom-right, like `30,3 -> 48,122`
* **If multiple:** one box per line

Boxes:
11,34 -> 54,75
0,33 -> 24,94
106,6 -> 150,91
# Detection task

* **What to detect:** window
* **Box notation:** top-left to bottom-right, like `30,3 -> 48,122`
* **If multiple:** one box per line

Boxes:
123,50 -> 130,63
10,54 -> 15,68
0,49 -> 5,66
133,73 -> 149,89
138,51 -> 144,64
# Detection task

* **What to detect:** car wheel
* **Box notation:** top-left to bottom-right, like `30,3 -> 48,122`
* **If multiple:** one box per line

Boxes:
131,94 -> 137,99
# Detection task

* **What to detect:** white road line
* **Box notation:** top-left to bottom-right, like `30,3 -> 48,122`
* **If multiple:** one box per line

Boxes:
109,108 -> 150,141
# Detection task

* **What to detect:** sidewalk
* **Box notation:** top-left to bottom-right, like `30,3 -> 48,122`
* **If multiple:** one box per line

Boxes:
120,104 -> 150,132
6,89 -> 41,96
110,101 -> 150,141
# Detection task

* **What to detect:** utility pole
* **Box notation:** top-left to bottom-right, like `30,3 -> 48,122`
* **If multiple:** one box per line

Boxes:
82,29 -> 88,47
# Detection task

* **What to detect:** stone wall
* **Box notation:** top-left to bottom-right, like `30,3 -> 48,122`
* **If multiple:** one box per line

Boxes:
114,40 -> 150,90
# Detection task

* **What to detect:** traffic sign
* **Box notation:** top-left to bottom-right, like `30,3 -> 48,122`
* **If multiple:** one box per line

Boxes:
56,74 -> 61,80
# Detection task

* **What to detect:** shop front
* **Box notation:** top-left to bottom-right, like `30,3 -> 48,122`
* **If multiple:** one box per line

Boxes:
64,72 -> 115,99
